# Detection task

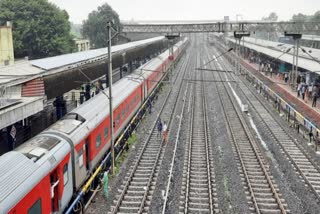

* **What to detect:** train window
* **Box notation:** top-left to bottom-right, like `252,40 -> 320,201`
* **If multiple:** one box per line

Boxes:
28,198 -> 42,214
63,164 -> 69,186
122,108 -> 125,118
78,149 -> 83,168
96,134 -> 101,148
104,127 -> 108,139
126,105 -> 129,114
116,114 -> 120,125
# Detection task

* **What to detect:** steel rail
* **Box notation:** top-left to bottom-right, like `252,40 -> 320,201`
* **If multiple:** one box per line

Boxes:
183,48 -> 215,213
221,53 -> 320,201
111,49 -> 190,213
205,45 -> 287,214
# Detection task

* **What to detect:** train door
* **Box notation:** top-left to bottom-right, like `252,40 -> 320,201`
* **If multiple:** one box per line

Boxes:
144,80 -> 148,100
50,169 -> 60,213
85,138 -> 90,170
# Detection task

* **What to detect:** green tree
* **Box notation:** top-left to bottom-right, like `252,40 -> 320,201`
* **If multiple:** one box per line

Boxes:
311,11 -> 320,22
0,0 -> 74,59
262,12 -> 278,22
290,11 -> 320,34
82,3 -> 121,49
291,13 -> 309,22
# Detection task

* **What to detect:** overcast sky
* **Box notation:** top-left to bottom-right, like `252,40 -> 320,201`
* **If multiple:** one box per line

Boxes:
49,0 -> 320,24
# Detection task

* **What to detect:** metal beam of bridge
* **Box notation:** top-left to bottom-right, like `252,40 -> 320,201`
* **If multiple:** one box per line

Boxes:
123,22 -> 320,33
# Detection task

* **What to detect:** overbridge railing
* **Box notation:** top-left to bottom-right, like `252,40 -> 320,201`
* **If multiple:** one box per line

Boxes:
122,21 -> 320,33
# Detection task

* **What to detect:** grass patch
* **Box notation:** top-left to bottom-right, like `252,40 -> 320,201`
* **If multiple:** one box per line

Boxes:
109,133 -> 138,179
127,133 -> 137,146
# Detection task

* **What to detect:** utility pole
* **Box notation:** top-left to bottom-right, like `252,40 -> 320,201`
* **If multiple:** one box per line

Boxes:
106,20 -> 119,175
284,32 -> 302,90
165,34 -> 180,85
107,21 -> 114,175
234,31 -> 250,75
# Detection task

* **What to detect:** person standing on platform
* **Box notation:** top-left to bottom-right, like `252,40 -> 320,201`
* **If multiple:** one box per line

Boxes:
308,85 -> 313,101
284,73 -> 289,83
297,83 -> 302,97
301,84 -> 306,101
162,121 -> 168,144
312,86 -> 318,107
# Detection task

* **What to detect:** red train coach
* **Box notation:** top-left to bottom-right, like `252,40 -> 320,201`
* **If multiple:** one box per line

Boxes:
0,37 -> 188,214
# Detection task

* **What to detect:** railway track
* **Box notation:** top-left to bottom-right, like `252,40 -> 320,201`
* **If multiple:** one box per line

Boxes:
179,50 -> 218,213
205,47 -> 289,214
219,55 -> 320,201
109,51 -> 191,214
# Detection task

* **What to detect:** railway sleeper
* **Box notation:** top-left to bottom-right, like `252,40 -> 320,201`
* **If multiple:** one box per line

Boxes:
188,202 -> 210,209
257,208 -> 289,214
253,192 -> 282,199
189,177 -> 209,183
187,207 -> 211,213
189,183 -> 209,188
122,195 -> 144,201
118,206 -> 140,213
252,186 -> 279,193
257,202 -> 286,210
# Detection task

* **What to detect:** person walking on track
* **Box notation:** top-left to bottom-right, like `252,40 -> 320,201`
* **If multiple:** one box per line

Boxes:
157,119 -> 162,138
162,121 -> 168,144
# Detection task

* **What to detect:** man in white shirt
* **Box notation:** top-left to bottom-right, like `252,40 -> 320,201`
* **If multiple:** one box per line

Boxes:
162,121 -> 168,144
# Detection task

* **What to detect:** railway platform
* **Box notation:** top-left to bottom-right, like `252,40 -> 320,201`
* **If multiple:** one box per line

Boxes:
240,59 -> 320,130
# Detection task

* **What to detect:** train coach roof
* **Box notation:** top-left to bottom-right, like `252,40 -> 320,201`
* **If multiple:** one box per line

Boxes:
139,38 -> 186,72
0,152 -> 37,205
73,77 -> 141,121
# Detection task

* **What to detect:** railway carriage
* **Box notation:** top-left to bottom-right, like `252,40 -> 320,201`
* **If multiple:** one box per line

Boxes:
1,135 -> 73,214
0,38 -> 188,214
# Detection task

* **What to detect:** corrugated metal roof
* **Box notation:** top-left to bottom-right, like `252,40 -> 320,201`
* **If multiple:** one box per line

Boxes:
0,61 -> 43,86
243,37 -> 320,61
30,36 -> 165,70
227,37 -> 320,73
0,37 -> 165,87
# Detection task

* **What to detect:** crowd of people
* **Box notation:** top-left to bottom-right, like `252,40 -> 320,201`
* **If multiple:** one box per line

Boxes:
297,82 -> 320,107
247,54 -> 320,108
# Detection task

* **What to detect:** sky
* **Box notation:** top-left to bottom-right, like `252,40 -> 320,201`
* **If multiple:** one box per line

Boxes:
49,0 -> 320,24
